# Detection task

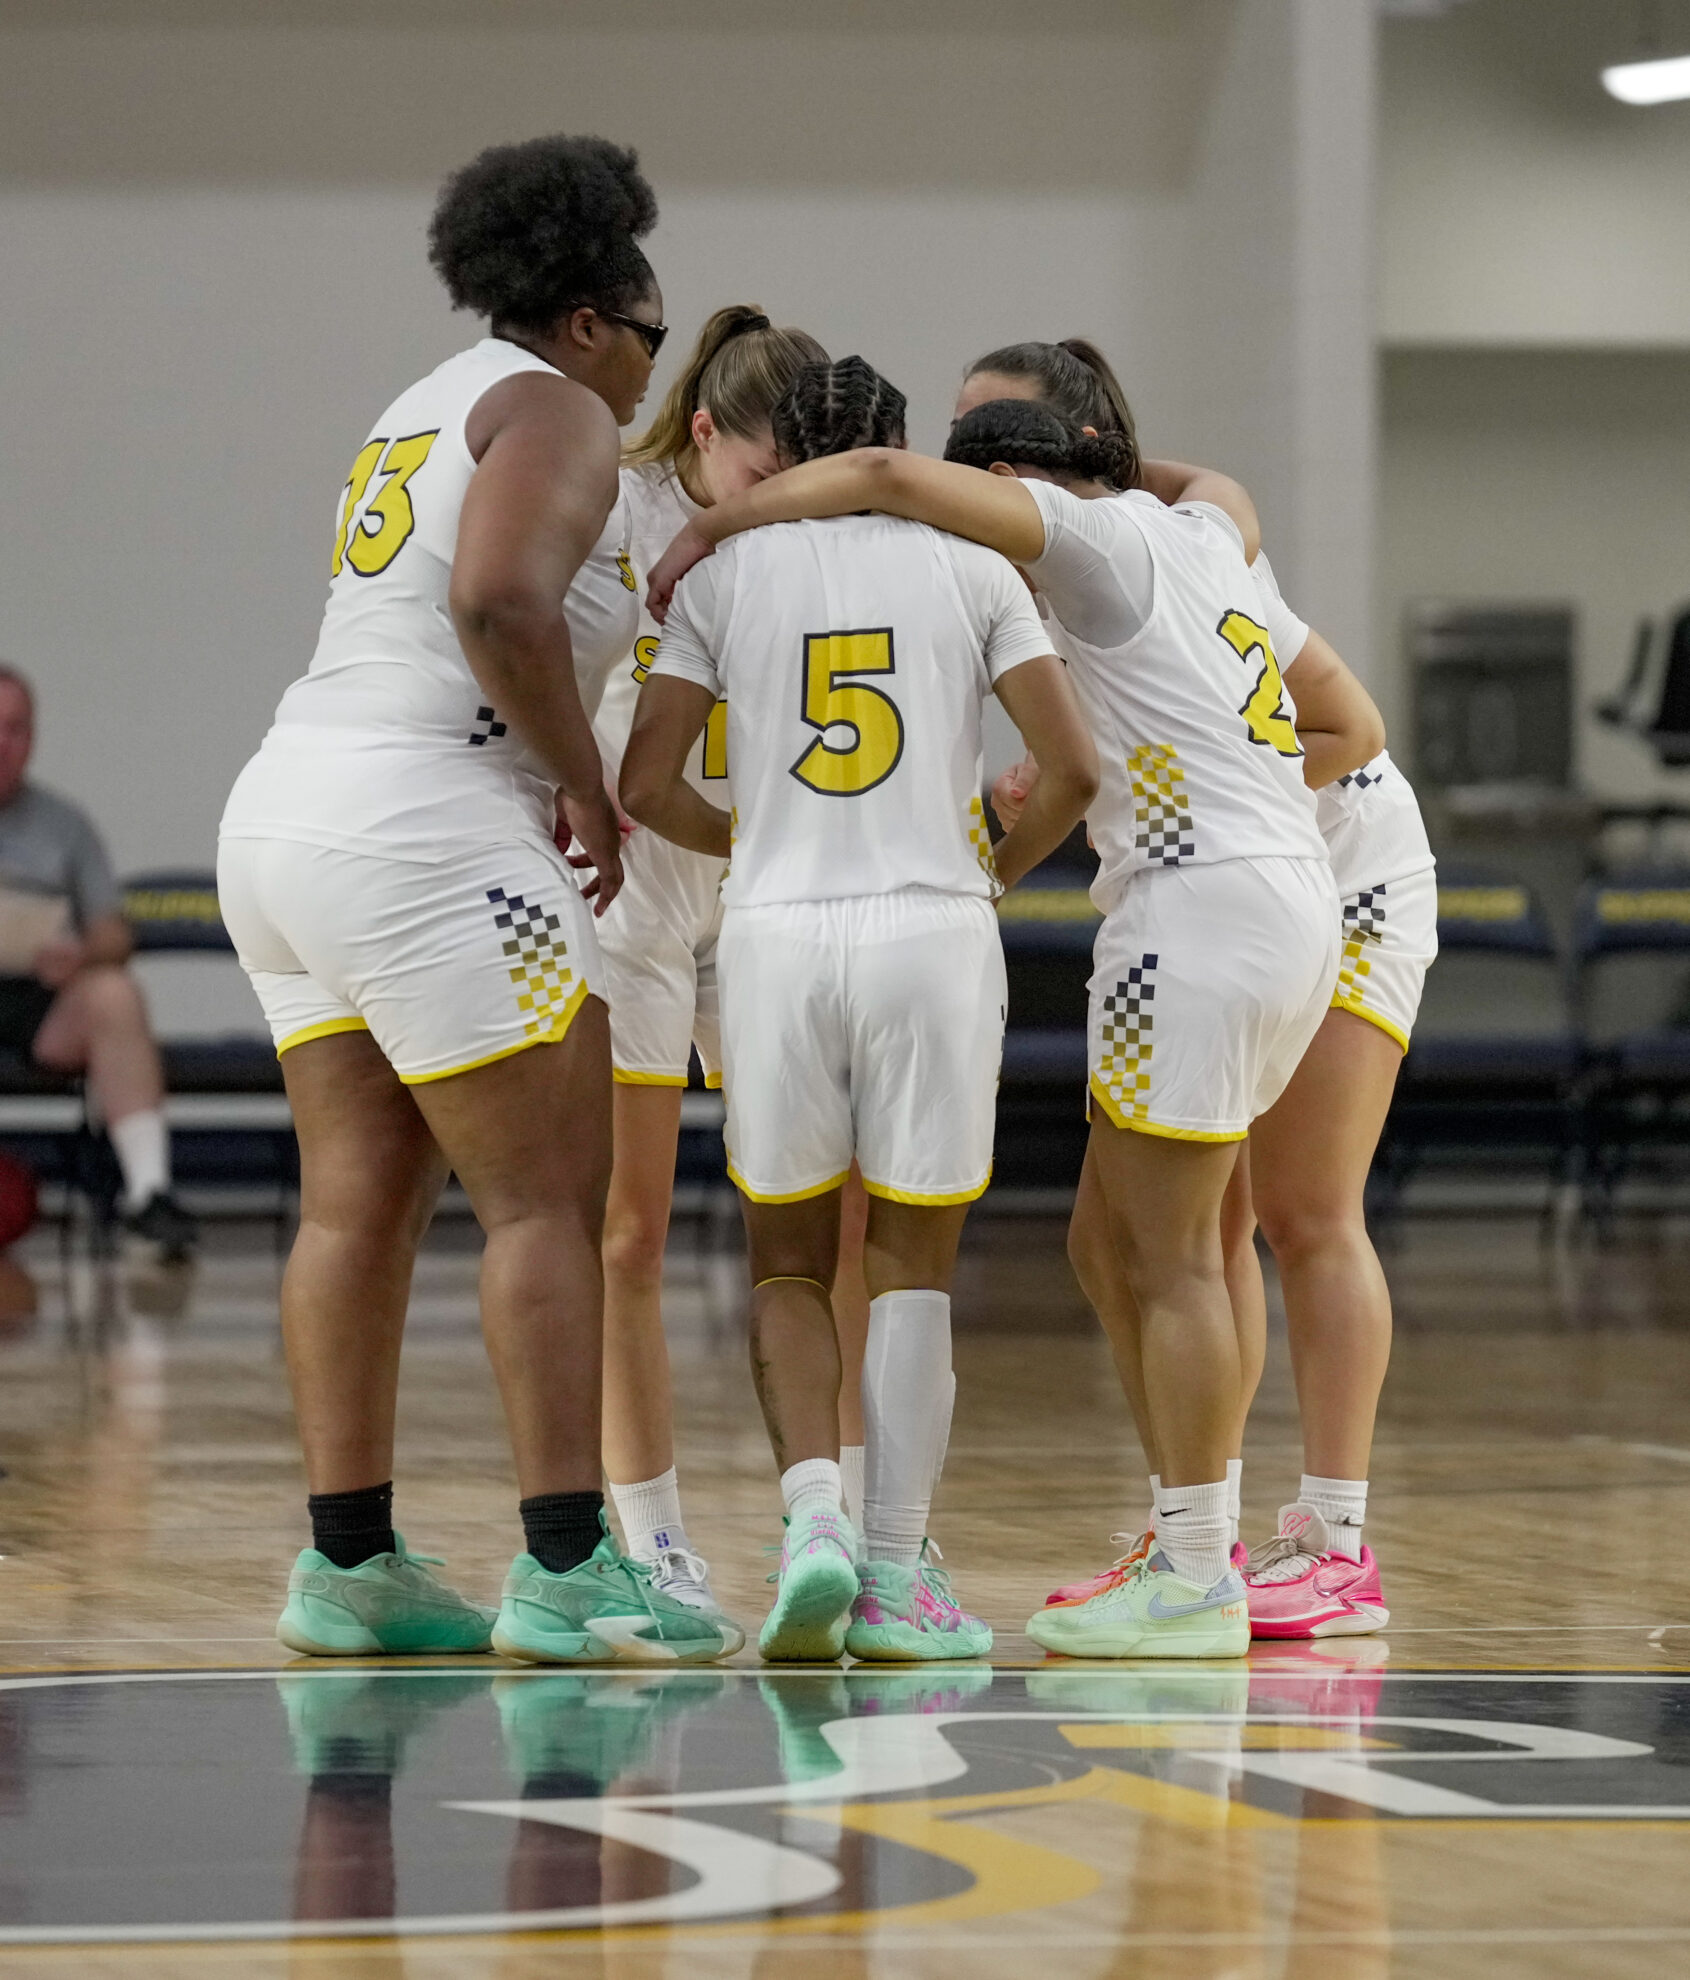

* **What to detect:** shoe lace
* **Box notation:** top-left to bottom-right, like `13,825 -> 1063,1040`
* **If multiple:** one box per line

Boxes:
914,1539 -> 954,1603
1245,1532 -> 1324,1584
651,1544 -> 710,1589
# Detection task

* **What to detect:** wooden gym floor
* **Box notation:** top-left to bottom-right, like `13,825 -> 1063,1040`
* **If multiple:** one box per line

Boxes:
0,1206 -> 1686,1977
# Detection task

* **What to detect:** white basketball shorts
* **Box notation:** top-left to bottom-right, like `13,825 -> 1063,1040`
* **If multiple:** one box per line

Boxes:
216,834 -> 604,1085
595,824 -> 726,1089
1088,855 -> 1339,1142
718,887 -> 1006,1205
1329,864 -> 1439,1053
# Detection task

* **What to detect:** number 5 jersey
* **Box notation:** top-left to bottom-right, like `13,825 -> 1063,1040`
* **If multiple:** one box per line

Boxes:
222,337 -> 636,862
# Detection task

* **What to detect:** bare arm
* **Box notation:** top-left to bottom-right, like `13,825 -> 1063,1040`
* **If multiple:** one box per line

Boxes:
647,451 -> 1047,621
619,676 -> 732,859
1137,457 -> 1261,565
1283,628 -> 1386,790
988,657 -> 1099,891
33,910 -> 132,989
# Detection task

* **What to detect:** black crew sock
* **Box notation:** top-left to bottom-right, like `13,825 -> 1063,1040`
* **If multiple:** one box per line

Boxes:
520,1490 -> 606,1574
308,1482 -> 397,1569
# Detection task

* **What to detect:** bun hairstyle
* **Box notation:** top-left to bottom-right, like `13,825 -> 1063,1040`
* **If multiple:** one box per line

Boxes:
625,305 -> 830,476
962,337 -> 1140,490
428,134 -> 658,336
943,398 -> 1131,487
772,356 -> 907,467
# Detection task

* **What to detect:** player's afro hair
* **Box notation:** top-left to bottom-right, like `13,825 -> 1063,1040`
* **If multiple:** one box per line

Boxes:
943,398 -> 1131,488
428,135 -> 658,336
771,356 -> 907,467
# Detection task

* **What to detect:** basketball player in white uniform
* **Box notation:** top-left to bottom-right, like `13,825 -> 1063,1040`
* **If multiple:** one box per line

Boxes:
218,135 -> 734,1665
625,358 -> 1098,1662
590,307 -> 830,1635
647,393 -> 1376,1658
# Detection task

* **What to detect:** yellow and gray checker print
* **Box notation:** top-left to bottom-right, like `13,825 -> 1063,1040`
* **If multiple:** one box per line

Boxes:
966,794 -> 1001,892
489,886 -> 582,1042
1329,865 -> 1439,1053
1094,954 -> 1159,1128
1127,743 -> 1195,867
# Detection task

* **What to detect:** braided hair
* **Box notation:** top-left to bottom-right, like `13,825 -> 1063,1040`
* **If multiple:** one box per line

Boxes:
428,134 -> 658,337
772,356 -> 907,467
944,398 -> 1130,487
962,338 -> 1140,490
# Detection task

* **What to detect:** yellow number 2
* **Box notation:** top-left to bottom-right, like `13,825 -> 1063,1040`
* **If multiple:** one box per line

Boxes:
790,630 -> 903,797
332,430 -> 439,578
1216,610 -> 1301,758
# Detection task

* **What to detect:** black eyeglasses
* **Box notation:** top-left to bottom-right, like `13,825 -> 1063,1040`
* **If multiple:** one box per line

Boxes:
594,310 -> 668,360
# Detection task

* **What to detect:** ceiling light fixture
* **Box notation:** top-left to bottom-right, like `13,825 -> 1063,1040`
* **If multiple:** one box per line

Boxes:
1602,52 -> 1690,103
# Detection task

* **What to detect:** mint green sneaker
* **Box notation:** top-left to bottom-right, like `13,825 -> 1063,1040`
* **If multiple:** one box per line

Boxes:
758,1506 -> 860,1663
492,1520 -> 736,1665
276,1668 -> 488,1775
757,1672 -> 852,1784
844,1546 -> 993,1663
1025,1550 -> 1249,1661
277,1536 -> 496,1657
495,1669 -> 726,1790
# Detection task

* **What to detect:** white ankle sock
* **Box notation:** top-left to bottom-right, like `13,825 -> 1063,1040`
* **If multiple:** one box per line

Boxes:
110,1108 -> 170,1211
840,1444 -> 865,1527
1300,1474 -> 1367,1562
1225,1458 -> 1242,1550
610,1467 -> 688,1561
780,1458 -> 843,1522
1154,1478 -> 1232,1588
1147,1473 -> 1163,1537
862,1288 -> 952,1569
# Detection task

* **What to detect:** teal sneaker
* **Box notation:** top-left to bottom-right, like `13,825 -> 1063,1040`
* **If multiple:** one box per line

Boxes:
844,1545 -> 993,1663
276,1668 -> 489,1775
758,1506 -> 860,1664
277,1536 -> 496,1657
492,1520 -> 736,1665
495,1669 -> 726,1790
757,1672 -> 852,1784
1025,1549 -> 1249,1661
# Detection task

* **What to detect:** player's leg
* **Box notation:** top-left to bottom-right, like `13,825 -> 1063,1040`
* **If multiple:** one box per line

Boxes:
1240,1005 -> 1400,1636
833,1164 -> 872,1523
1220,1143 -> 1267,1543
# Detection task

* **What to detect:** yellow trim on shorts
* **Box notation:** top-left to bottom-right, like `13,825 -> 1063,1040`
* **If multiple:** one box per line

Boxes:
1330,992 -> 1410,1055
704,1069 -> 723,1090
613,1067 -> 688,1087
727,1160 -> 851,1205
275,1015 -> 370,1056
1088,1074 -> 1247,1143
398,978 -> 590,1086
860,1170 -> 992,1207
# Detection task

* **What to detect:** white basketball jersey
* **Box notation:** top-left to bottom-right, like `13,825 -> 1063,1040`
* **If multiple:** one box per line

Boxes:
1247,553 -> 1434,899
650,514 -> 1055,909
594,461 -> 727,800
1023,483 -> 1325,915
221,337 -> 637,860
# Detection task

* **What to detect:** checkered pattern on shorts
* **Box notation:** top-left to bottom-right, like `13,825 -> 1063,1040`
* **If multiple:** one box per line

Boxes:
1336,883 -> 1387,1010
1335,763 -> 1384,791
468,705 -> 508,746
966,795 -> 1000,889
1096,953 -> 1159,1123
1127,745 -> 1195,865
489,886 -> 578,1038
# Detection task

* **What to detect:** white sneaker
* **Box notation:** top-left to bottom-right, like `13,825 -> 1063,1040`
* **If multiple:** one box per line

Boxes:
642,1544 -> 747,1656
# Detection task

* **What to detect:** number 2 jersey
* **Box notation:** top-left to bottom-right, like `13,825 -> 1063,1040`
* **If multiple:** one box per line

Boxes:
221,337 -> 637,861
649,514 -> 1055,910
1021,483 -> 1326,916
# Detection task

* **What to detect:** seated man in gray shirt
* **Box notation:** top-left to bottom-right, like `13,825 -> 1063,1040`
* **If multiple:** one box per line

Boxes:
0,666 -> 195,1256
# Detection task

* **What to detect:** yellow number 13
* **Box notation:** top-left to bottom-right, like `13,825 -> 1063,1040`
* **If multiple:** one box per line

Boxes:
1216,610 -> 1302,758
331,430 -> 439,578
790,629 -> 904,797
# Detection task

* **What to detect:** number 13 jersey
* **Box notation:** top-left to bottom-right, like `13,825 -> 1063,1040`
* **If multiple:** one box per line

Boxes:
650,515 -> 1055,909
1021,483 -> 1325,916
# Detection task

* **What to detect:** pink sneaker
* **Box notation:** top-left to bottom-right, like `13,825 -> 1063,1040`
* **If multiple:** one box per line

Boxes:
1045,1534 -> 1246,1607
1243,1505 -> 1388,1639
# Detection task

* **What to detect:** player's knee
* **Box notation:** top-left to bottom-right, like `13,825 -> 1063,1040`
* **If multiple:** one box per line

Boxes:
72,964 -> 147,1032
1256,1196 -> 1353,1266
602,1204 -> 668,1291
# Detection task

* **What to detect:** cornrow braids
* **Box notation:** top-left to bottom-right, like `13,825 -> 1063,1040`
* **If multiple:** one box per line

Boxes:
771,356 -> 907,467
625,305 -> 829,475
943,399 -> 1130,488
963,338 -> 1141,490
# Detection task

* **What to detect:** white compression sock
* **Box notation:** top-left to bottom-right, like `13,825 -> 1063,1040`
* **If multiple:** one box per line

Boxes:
780,1458 -> 844,1522
110,1108 -> 170,1212
840,1444 -> 865,1528
1147,1473 -> 1163,1537
862,1288 -> 953,1569
1300,1473 -> 1367,1563
610,1467 -> 688,1561
1154,1479 -> 1232,1589
1226,1458 -> 1243,1551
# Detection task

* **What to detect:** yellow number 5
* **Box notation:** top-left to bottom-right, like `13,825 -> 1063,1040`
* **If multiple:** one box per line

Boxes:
331,430 -> 439,578
790,630 -> 903,797
1216,610 -> 1301,758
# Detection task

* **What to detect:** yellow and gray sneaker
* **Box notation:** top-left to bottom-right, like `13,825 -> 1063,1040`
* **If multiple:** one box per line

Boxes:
277,1535 -> 496,1657
1026,1548 -> 1249,1661
494,1518 -> 738,1665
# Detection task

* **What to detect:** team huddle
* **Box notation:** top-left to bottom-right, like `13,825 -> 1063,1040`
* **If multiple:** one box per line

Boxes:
217,134 -> 1435,1667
